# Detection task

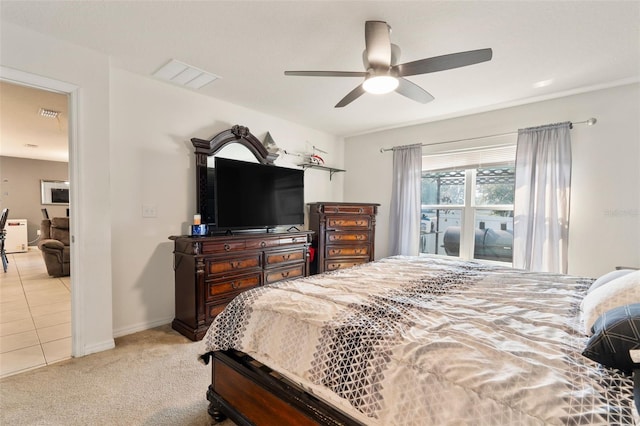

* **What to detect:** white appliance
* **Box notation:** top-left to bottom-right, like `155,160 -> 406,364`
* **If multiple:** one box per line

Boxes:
5,219 -> 28,253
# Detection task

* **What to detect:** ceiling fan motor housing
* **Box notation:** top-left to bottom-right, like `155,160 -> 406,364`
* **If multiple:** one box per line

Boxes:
284,20 -> 493,107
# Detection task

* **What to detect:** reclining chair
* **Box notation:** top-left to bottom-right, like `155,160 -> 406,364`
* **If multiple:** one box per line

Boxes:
38,217 -> 71,277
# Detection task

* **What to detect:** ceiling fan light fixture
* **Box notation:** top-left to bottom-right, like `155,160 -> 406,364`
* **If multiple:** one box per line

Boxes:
284,20 -> 492,107
363,75 -> 398,94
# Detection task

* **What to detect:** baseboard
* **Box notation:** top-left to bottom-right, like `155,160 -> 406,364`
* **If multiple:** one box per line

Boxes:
83,339 -> 115,356
112,316 -> 174,338
78,316 -> 175,355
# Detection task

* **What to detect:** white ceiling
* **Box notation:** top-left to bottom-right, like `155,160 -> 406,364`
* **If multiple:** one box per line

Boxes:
1,1 -> 639,162
0,81 -> 69,162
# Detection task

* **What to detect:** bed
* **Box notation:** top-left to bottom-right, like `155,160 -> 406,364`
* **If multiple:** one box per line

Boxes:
201,255 -> 639,425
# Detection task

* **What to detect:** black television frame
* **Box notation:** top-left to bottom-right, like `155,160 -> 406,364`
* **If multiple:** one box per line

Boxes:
213,157 -> 305,231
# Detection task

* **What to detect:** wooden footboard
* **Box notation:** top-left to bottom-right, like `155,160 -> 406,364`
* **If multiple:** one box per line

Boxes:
207,350 -> 364,426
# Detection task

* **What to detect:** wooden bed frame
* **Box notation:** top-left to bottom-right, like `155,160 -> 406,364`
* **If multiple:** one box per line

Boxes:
207,350 -> 365,426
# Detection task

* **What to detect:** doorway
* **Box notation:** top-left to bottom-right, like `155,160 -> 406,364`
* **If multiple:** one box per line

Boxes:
0,67 -> 80,376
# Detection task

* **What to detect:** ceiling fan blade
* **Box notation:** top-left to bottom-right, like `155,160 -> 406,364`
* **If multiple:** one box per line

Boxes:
394,48 -> 493,77
395,78 -> 434,104
285,71 -> 367,77
365,21 -> 392,68
335,84 -> 366,108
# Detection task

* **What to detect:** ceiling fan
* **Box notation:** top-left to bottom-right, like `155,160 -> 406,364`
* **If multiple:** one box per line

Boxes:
284,21 -> 492,108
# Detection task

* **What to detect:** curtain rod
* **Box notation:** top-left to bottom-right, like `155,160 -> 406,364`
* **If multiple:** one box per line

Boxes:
379,117 -> 597,153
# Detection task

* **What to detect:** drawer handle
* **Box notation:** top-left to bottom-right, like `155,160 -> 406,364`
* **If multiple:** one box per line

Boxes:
358,208 -> 363,213
224,244 -> 231,251
230,281 -> 240,289
356,220 -> 366,226
357,235 -> 365,240
261,241 -> 267,248
230,261 -> 242,269
281,271 -> 290,278
282,254 -> 291,261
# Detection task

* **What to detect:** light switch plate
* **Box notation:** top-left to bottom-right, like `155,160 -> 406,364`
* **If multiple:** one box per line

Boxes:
630,349 -> 640,363
142,204 -> 157,218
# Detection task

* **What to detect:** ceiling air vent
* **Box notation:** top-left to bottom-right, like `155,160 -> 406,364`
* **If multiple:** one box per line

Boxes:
39,108 -> 60,118
152,59 -> 220,90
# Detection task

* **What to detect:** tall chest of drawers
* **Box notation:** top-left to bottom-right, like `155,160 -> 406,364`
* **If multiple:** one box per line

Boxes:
307,202 -> 379,274
169,231 -> 312,341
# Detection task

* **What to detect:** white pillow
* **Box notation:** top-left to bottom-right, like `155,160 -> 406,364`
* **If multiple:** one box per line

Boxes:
581,270 -> 640,335
587,269 -> 634,293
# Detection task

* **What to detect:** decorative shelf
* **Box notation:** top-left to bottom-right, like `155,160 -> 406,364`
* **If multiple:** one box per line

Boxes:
298,163 -> 346,181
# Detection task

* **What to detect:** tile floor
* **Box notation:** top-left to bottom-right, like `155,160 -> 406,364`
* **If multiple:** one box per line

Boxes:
0,247 -> 71,378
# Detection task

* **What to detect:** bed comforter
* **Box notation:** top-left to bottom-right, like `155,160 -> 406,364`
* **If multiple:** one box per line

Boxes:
203,256 -> 638,425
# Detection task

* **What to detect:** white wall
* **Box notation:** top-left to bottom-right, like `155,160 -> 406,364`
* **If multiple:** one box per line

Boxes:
344,83 -> 640,278
1,22 -> 114,355
2,22 -> 344,350
109,68 -> 343,336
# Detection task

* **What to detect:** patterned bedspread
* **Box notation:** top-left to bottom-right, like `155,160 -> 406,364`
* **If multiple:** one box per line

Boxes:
203,256 -> 638,425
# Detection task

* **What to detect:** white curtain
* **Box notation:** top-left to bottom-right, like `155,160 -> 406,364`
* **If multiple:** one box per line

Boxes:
513,122 -> 572,273
389,144 -> 422,256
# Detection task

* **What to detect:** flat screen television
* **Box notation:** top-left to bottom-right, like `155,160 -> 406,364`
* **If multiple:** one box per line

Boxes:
51,188 -> 69,204
213,157 -> 305,230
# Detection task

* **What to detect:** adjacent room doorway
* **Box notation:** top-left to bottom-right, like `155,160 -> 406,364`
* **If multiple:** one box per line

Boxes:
0,67 -> 81,375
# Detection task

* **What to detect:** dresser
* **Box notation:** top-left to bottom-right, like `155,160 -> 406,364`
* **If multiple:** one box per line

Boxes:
307,202 -> 379,274
169,231 -> 313,341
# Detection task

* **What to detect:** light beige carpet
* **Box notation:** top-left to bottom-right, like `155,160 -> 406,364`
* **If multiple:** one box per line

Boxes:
0,324 -> 234,425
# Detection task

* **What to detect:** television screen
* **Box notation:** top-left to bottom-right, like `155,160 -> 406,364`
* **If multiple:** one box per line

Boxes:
51,188 -> 69,204
214,157 -> 305,229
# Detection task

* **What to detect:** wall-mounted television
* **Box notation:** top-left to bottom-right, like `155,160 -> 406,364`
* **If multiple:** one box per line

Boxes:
41,179 -> 70,205
213,157 -> 304,230
51,188 -> 69,204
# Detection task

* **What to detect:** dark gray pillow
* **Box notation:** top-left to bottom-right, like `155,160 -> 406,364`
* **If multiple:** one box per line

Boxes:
582,304 -> 640,374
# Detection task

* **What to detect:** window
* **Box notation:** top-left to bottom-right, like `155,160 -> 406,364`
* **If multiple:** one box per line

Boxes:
420,165 -> 515,263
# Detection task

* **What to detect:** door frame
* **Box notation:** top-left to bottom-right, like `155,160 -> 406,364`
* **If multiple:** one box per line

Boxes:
1,65 -> 84,356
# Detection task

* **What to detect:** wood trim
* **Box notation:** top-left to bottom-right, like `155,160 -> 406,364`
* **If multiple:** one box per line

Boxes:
191,124 -> 279,225
207,350 -> 365,426
191,125 -> 278,165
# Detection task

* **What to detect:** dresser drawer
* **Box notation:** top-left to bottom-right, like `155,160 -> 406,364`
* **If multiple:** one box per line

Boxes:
326,231 -> 370,243
324,259 -> 367,272
326,216 -> 370,229
265,248 -> 306,266
288,235 -> 312,245
245,238 -> 279,250
206,301 -> 232,323
264,264 -> 305,284
206,254 -> 262,277
321,204 -> 376,215
201,240 -> 246,254
325,245 -> 370,258
206,272 -> 261,301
